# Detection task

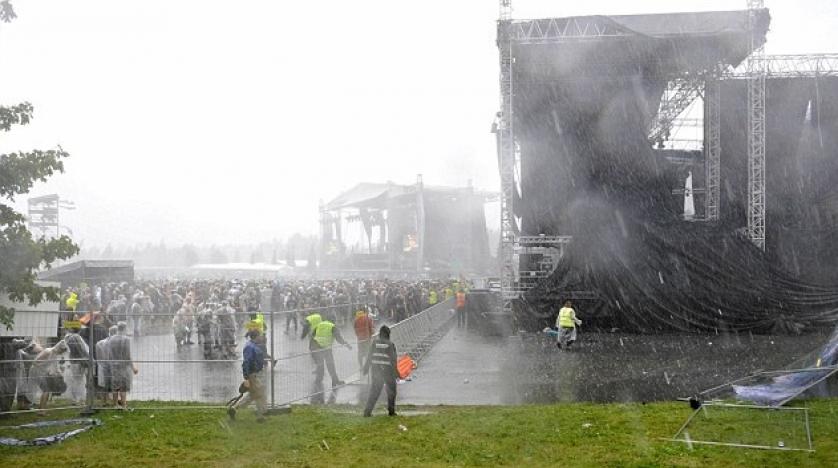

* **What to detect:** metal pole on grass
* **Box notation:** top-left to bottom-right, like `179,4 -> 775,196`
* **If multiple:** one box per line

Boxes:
270,307 -> 275,408
83,329 -> 96,415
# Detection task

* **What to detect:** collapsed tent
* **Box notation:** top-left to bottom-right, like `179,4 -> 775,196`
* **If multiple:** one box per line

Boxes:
507,10 -> 838,332
731,325 -> 838,406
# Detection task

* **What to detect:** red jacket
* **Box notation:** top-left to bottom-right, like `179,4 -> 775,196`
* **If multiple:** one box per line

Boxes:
354,312 -> 374,340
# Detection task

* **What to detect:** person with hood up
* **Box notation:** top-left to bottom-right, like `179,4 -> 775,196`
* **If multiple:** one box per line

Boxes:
30,340 -> 69,410
109,322 -> 138,409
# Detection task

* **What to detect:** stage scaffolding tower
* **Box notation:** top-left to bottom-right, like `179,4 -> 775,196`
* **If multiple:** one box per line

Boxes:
704,71 -> 722,221
497,0 -> 517,317
746,0 -> 767,250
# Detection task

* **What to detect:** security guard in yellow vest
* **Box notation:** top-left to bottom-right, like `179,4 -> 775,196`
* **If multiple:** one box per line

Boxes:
312,317 -> 351,387
301,312 -> 322,351
428,290 -> 438,306
253,312 -> 267,333
556,300 -> 582,349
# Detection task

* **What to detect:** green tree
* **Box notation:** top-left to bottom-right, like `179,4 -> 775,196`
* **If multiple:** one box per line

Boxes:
0,132 -> 77,329
0,1 -> 79,330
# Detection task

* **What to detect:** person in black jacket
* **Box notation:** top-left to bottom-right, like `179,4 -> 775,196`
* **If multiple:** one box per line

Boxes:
362,325 -> 398,417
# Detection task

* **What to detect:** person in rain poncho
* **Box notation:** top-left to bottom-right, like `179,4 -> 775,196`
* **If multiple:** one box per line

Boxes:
30,340 -> 69,410
13,341 -> 42,410
173,306 -> 193,349
130,292 -> 151,337
1,339 -> 32,411
95,325 -> 118,404
556,300 -> 582,350
109,322 -> 138,409
215,301 -> 238,358
64,331 -> 90,404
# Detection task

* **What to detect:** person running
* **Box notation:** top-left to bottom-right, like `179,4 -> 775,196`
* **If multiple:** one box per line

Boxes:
556,300 -> 582,349
228,329 -> 267,422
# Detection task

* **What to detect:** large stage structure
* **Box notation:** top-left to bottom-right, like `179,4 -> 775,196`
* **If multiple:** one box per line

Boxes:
496,3 -> 838,332
320,178 -> 494,274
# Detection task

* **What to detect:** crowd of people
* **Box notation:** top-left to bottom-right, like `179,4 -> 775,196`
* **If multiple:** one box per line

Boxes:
59,277 -> 466,332
2,320 -> 137,412
1,276 -> 470,414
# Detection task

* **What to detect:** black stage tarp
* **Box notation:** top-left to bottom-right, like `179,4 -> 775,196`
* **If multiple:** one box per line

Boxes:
509,10 -> 838,333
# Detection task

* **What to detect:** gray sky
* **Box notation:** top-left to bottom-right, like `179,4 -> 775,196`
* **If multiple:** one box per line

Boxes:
3,0 -> 836,248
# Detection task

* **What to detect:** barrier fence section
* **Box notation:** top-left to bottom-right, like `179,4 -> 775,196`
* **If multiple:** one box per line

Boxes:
0,298 -> 456,415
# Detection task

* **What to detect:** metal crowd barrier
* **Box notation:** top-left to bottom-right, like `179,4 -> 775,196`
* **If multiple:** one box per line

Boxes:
0,298 -> 457,414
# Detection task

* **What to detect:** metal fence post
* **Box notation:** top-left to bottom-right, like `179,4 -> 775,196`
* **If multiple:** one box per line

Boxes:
270,307 -> 276,408
83,330 -> 95,415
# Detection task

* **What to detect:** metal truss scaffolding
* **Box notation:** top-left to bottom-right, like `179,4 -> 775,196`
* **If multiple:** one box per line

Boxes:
511,236 -> 573,297
497,15 -> 517,315
649,78 -> 704,148
704,74 -> 721,221
746,0 -> 767,250
730,54 -> 838,78
508,16 -> 632,44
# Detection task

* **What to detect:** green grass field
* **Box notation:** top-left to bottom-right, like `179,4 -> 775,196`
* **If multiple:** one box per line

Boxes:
1,400 -> 836,467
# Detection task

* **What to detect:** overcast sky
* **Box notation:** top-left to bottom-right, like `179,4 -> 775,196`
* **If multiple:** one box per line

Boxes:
3,0 -> 837,248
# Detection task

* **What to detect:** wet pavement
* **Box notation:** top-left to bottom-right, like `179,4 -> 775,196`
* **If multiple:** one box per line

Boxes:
129,320 -> 370,406
125,321 -> 831,407
399,326 -> 832,404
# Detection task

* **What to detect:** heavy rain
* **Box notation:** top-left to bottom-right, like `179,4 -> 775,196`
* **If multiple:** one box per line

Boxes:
1,0 -> 838,465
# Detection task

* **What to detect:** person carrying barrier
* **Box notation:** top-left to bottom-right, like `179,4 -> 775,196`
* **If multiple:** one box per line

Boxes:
312,316 -> 351,387
363,325 -> 398,417
556,300 -> 582,349
301,312 -> 322,348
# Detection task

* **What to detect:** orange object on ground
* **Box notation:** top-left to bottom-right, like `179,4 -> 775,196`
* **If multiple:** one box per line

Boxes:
397,354 -> 415,379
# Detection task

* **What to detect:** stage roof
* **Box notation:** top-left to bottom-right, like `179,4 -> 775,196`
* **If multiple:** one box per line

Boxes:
39,259 -> 135,286
510,9 -> 770,80
607,10 -> 764,38
326,183 -> 497,211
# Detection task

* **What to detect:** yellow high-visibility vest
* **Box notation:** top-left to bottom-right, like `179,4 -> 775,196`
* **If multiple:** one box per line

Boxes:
558,307 -> 575,328
305,313 -> 322,330
66,293 -> 79,311
255,313 -> 266,332
313,320 -> 336,348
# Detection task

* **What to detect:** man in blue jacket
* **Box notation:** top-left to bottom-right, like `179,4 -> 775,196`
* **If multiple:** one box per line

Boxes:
228,329 -> 267,422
